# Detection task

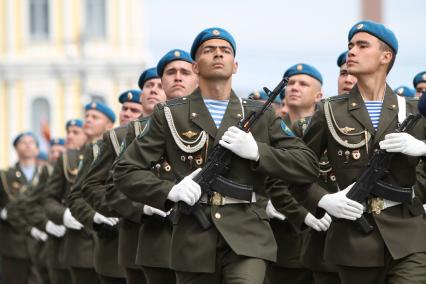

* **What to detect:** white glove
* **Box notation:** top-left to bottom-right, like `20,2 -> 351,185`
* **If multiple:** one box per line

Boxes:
219,126 -> 260,161
423,204 -> 426,213
318,183 -> 364,220
30,227 -> 48,242
93,212 -> 119,226
167,168 -> 202,206
143,205 -> 168,217
63,208 -> 83,230
265,200 -> 286,220
304,212 -> 332,232
379,133 -> 426,157
45,220 -> 66,238
0,208 -> 7,220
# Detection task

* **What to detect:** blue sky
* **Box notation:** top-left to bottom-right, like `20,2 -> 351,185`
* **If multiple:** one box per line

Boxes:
143,0 -> 426,97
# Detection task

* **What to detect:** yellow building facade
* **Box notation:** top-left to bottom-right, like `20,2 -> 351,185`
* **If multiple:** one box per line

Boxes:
0,0 -> 147,167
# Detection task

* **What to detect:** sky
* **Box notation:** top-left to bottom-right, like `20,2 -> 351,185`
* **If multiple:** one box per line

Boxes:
142,0 -> 426,97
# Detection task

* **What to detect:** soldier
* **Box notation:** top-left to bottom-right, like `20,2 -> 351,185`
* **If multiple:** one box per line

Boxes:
42,119 -> 87,284
336,51 -> 357,95
293,20 -> 426,284
67,102 -> 117,284
104,67 -> 163,284
134,49 -> 198,284
48,138 -> 66,162
0,132 -> 47,284
114,27 -> 319,284
394,86 -> 415,98
80,89 -> 144,284
413,71 -> 426,97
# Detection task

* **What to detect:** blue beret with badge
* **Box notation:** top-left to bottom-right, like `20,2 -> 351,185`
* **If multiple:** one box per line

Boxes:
413,71 -> 426,88
337,51 -> 348,67
118,89 -> 142,104
284,63 -> 323,85
66,119 -> 83,130
157,49 -> 193,77
348,20 -> 398,54
50,138 -> 65,146
84,101 -> 116,123
37,151 -> 48,161
13,132 -> 39,147
394,86 -> 415,97
138,67 -> 159,90
190,27 -> 236,60
248,90 -> 281,104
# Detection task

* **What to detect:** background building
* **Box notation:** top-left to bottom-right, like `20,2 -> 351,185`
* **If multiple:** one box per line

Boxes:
0,0 -> 146,166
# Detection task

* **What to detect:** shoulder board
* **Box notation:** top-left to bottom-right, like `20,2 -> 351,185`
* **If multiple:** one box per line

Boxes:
158,96 -> 189,110
241,99 -> 267,109
406,97 -> 419,102
322,94 -> 349,103
112,125 -> 128,143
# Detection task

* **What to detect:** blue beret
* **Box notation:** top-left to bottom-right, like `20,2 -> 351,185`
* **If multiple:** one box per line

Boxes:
157,49 -> 193,77
138,67 -> 159,90
394,86 -> 415,98
348,20 -> 398,54
37,152 -> 48,161
13,132 -> 38,147
50,138 -> 65,146
66,119 -> 83,130
248,90 -> 281,104
84,101 -> 116,123
284,63 -> 323,85
118,89 -> 142,104
190,27 -> 236,60
337,51 -> 348,67
413,71 -> 426,88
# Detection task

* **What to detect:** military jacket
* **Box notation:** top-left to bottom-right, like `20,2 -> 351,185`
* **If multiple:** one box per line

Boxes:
114,89 -> 319,273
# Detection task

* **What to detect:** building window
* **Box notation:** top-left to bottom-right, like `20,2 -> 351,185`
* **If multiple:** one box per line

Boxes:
29,0 -> 50,40
85,0 -> 106,39
31,97 -> 50,153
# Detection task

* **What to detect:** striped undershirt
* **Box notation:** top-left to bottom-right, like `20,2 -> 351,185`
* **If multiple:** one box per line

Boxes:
204,99 -> 229,128
365,101 -> 383,130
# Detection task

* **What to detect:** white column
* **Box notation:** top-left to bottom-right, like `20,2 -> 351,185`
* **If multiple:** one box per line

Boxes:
5,0 -> 15,56
6,79 -> 17,164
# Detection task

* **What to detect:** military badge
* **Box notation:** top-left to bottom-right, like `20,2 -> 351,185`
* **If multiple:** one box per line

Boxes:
182,130 -> 198,139
174,50 -> 181,57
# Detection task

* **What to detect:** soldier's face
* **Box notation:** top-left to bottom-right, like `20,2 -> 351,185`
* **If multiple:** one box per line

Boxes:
338,63 -> 357,95
193,39 -> 238,81
83,110 -> 113,140
49,144 -> 65,162
66,126 -> 87,149
347,33 -> 392,76
280,100 -> 289,118
162,60 -> 198,99
141,78 -> 166,115
119,102 -> 143,126
415,82 -> 426,97
15,135 -> 39,160
285,74 -> 322,109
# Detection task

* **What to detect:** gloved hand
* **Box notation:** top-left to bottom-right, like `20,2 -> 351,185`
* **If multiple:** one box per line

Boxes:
318,183 -> 364,220
143,205 -> 168,217
30,227 -> 48,242
265,200 -> 286,220
423,204 -> 426,213
45,220 -> 66,238
379,133 -> 426,157
63,208 -> 83,230
93,212 -> 119,226
304,212 -> 332,232
0,208 -> 7,220
167,168 -> 202,205
219,126 -> 260,161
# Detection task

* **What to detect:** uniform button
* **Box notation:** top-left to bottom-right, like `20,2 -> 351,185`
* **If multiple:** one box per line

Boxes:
214,212 -> 221,219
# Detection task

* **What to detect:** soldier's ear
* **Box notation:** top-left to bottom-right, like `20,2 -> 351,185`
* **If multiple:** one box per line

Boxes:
232,61 -> 238,74
315,90 -> 323,103
192,62 -> 200,75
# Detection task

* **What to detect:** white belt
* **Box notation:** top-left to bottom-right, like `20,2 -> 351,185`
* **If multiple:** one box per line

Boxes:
200,192 -> 257,205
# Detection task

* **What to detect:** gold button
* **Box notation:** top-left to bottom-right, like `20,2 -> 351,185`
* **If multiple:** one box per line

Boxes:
214,212 -> 221,219
182,97 -> 187,100
243,100 -> 247,104
391,104 -> 396,108
237,114 -> 242,118
351,102 -> 357,107
191,112 -> 197,117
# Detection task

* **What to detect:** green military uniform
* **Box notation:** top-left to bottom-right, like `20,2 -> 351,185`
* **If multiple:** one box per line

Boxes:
291,115 -> 341,284
295,85 -> 426,284
80,127 -> 128,284
0,163 -> 45,284
103,119 -> 149,284
43,149 -> 82,284
264,116 -> 313,284
114,89 -> 319,283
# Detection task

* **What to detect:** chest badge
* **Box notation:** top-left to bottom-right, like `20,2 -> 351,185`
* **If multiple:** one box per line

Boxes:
182,131 -> 198,139
352,150 -> 361,160
341,126 -> 355,134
